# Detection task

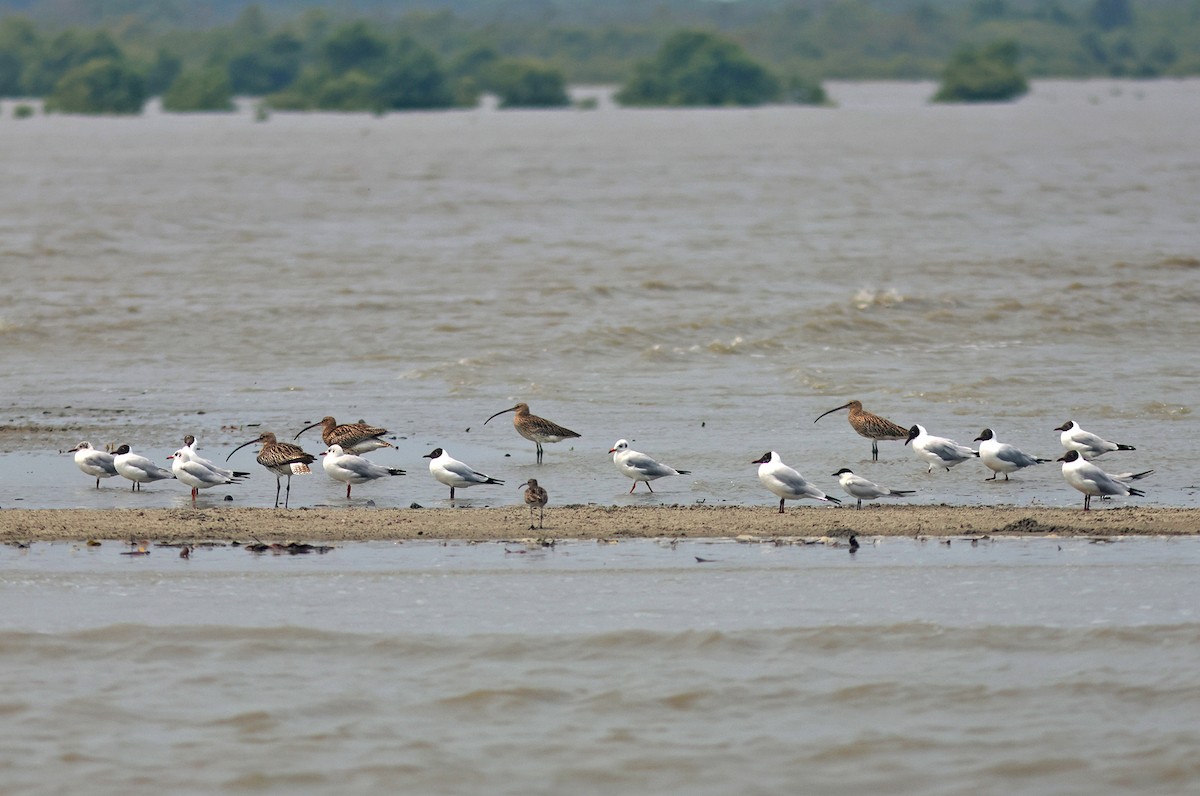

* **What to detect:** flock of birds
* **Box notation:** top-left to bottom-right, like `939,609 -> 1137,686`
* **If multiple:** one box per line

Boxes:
65,400 -> 1154,526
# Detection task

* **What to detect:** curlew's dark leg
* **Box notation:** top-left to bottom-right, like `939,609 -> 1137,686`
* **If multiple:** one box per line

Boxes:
284,475 -> 293,508
274,476 -> 282,508
539,506 -> 544,529
872,440 -> 878,461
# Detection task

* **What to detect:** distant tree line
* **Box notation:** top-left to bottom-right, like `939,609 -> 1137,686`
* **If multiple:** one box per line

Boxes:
1,0 -> 1194,114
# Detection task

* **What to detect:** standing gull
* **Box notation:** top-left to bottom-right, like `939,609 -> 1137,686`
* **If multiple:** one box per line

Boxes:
752,451 -> 841,513
1056,420 -> 1135,460
1058,450 -> 1145,511
904,425 -> 979,473
423,448 -> 504,500
832,468 -> 914,509
974,429 -> 1050,481
68,441 -> 119,488
295,416 -> 394,455
521,478 -> 549,530
113,445 -> 175,491
609,439 -> 690,493
179,435 -> 250,483
321,444 -> 405,498
227,432 -> 316,508
169,447 -> 239,505
814,400 -> 909,462
484,403 -> 580,464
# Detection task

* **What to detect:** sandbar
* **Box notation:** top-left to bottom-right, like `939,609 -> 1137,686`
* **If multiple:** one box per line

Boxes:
0,505 -> 1197,544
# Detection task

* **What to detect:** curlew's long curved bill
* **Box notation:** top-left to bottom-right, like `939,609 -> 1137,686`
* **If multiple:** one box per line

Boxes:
226,438 -> 261,461
483,406 -> 519,425
813,403 -> 853,424
294,421 -> 323,440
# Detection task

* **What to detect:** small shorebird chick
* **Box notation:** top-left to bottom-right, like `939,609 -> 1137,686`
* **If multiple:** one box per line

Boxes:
113,445 -> 175,491
295,416 -> 394,454
484,403 -> 580,464
832,468 -> 914,509
423,448 -> 504,500
1058,450 -> 1145,511
974,429 -> 1050,481
321,444 -> 406,498
521,478 -> 548,530
814,400 -> 909,462
752,451 -> 841,513
1055,420 -> 1136,460
609,439 -> 690,493
904,425 -> 978,473
227,433 -> 316,508
68,441 -> 119,488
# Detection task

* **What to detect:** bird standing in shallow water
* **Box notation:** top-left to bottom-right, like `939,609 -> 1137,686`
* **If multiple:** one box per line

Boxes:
484,403 -> 580,463
904,425 -> 978,473
68,441 -> 119,488
752,451 -> 841,513
1055,420 -> 1135,460
169,447 -> 244,505
814,400 -> 909,461
423,448 -> 504,500
609,439 -> 690,493
227,432 -> 315,508
974,429 -> 1049,481
295,416 -> 394,455
321,444 -> 405,498
113,445 -> 175,491
1058,450 -> 1145,511
521,478 -> 548,530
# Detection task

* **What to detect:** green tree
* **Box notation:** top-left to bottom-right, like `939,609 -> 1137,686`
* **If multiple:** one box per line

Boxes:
0,16 -> 40,96
1091,0 -> 1134,31
932,40 -> 1028,103
322,21 -> 388,76
27,29 -> 122,95
45,58 -> 146,114
162,67 -> 234,112
143,47 -> 181,96
490,58 -> 570,108
372,40 -> 456,110
227,32 -> 303,95
617,30 -> 781,107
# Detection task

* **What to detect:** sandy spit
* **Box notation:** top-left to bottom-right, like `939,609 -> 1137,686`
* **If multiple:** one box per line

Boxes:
0,505 -> 1197,544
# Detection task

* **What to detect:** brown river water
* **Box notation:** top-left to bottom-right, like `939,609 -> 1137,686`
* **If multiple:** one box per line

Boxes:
1,80 -> 1199,794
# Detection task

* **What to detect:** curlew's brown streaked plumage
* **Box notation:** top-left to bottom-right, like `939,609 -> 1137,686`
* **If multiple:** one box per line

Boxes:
295,416 -> 394,455
227,432 -> 315,508
484,403 -> 580,463
814,400 -> 909,461
521,478 -> 548,530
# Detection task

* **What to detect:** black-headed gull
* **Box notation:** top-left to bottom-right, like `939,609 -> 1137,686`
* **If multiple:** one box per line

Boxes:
609,439 -> 690,493
1055,420 -> 1135,460
423,448 -> 504,499
1058,450 -> 1145,511
113,444 -> 175,491
321,444 -> 405,498
904,425 -> 978,473
752,451 -> 840,512
973,429 -> 1050,481
68,441 -> 118,488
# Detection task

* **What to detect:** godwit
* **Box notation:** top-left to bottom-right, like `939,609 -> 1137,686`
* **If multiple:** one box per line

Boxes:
180,435 -> 251,483
169,447 -> 239,505
484,403 -> 580,463
1055,420 -> 1135,460
973,429 -> 1050,481
609,439 -> 690,493
814,400 -> 909,461
227,432 -> 316,508
295,416 -> 394,454
751,451 -> 841,512
904,425 -> 978,473
113,445 -> 175,491
521,478 -> 548,530
831,468 -> 914,509
67,441 -> 119,488
321,444 -> 405,498
423,448 -> 504,499
1058,450 -> 1146,510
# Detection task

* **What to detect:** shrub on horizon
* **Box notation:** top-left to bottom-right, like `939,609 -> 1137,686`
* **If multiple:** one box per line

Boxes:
932,40 -> 1029,103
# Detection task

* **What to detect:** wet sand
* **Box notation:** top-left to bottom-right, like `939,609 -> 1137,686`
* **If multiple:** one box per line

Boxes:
0,505 -> 1197,544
